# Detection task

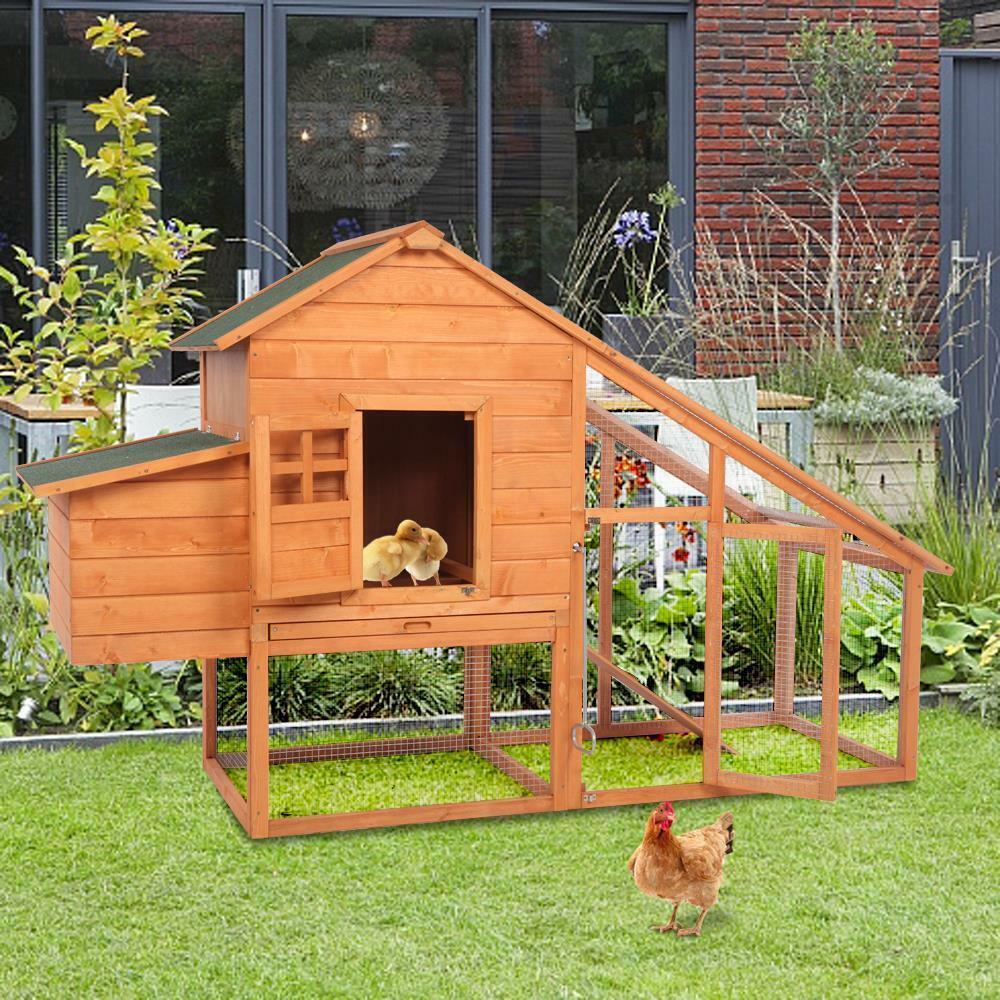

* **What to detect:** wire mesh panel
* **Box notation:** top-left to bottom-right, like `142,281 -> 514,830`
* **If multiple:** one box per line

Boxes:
839,559 -> 903,768
215,645 -> 552,821
718,537 -> 834,794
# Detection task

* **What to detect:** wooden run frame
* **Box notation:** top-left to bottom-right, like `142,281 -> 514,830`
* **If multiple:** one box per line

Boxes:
579,402 -> 921,806
203,625 -> 562,838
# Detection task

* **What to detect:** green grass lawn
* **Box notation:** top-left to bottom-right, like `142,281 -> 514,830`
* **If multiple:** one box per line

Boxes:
222,710 -> 899,817
1,709 -> 997,998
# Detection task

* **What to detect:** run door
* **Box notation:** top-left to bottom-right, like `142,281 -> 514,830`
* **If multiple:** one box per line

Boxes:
706,525 -> 843,801
251,412 -> 362,600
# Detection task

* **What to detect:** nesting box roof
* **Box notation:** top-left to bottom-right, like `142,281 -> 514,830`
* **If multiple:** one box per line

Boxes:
16,430 -> 246,497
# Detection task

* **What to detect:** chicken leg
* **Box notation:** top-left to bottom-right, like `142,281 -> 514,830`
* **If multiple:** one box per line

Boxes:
675,907 -> 709,937
651,902 -> 680,934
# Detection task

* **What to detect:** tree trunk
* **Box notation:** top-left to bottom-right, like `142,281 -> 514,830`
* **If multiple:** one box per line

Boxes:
830,187 -> 842,351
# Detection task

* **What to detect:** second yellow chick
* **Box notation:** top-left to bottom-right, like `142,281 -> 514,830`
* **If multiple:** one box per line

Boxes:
362,519 -> 428,587
405,527 -> 448,586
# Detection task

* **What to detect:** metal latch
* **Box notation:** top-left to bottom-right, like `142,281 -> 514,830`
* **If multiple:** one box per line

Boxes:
571,721 -> 596,755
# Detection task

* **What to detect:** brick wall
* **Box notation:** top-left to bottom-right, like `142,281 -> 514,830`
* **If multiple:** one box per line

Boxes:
694,0 -> 940,375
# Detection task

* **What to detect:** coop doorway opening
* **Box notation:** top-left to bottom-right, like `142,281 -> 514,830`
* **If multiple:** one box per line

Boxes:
362,409 -> 475,588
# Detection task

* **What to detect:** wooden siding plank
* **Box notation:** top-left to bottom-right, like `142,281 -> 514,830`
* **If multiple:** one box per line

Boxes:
493,488 -> 571,525
493,416 -> 572,453
248,342 -> 574,382
71,627 -> 249,665
71,591 -> 250,636
250,378 -> 572,417
272,517 -> 348,552
143,454 -> 249,481
493,523 -> 572,561
316,265 -> 515,307
70,480 -> 248,519
271,545 -> 349,585
492,559 -> 571,596
70,553 -> 249,598
259,302 -> 569,345
492,452 -> 571,489
69,516 -> 248,558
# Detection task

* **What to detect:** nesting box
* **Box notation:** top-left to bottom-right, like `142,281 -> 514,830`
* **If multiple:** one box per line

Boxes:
18,222 -> 950,839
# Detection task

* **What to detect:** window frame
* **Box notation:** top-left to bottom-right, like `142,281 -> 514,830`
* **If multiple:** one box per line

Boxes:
339,392 -> 493,606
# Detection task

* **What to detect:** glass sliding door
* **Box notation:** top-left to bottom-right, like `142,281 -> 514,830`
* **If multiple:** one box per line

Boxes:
283,14 -> 477,262
44,9 -> 246,378
0,5 -> 32,327
492,17 -> 670,304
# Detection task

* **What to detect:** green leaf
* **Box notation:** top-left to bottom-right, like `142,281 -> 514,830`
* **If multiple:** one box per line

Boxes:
920,663 -> 956,685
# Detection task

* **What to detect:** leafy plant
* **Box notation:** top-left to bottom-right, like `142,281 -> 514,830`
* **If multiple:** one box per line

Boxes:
57,663 -> 198,732
0,480 -> 69,736
609,182 -> 684,317
607,570 -> 721,703
0,15 -> 214,448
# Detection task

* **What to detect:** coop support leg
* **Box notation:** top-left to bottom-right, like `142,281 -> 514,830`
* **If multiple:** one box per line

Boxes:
597,430 -> 615,727
820,530 -> 843,802
464,645 -> 491,754
773,543 -> 798,719
899,568 -> 924,781
701,447 -> 725,785
550,625 -> 582,809
202,657 -> 218,765
247,634 -> 270,839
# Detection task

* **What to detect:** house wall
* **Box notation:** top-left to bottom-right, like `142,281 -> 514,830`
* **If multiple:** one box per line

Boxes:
247,249 -> 577,607
694,0 -> 940,375
53,455 -> 251,665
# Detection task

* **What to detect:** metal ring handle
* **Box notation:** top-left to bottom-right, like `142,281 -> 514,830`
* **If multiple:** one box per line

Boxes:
571,722 -> 597,756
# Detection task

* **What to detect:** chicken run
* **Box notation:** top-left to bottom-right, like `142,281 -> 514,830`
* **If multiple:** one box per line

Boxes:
17,222 -> 951,839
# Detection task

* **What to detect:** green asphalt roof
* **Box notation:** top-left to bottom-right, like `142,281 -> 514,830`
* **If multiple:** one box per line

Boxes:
17,431 -> 236,491
170,245 -> 377,350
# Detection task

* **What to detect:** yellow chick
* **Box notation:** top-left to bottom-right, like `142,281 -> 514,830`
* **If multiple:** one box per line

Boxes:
362,519 -> 429,587
405,527 -> 448,586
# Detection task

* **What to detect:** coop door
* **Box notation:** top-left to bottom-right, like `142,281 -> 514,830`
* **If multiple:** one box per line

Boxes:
251,412 -> 362,600
708,527 -> 842,801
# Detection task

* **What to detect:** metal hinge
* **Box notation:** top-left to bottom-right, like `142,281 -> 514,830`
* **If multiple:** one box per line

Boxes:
583,791 -> 597,803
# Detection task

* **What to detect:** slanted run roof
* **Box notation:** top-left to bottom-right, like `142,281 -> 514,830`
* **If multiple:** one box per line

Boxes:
17,430 -> 246,497
170,245 -> 377,350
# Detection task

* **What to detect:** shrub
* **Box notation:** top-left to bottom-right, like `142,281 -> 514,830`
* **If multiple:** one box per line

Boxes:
327,650 -> 460,719
812,367 -> 956,428
212,655 -> 346,725
490,644 -> 550,711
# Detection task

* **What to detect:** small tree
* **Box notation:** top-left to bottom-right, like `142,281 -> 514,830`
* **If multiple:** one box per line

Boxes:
758,19 -> 905,350
0,16 -> 214,448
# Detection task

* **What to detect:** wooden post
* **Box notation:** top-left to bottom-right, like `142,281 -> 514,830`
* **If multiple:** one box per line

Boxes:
702,446 -> 726,784
597,430 -> 615,726
464,645 -> 491,753
820,529 -> 843,802
202,657 -> 218,765
549,625 -> 580,809
551,343 -> 587,810
898,568 -> 924,780
774,542 -> 798,718
247,633 -> 270,838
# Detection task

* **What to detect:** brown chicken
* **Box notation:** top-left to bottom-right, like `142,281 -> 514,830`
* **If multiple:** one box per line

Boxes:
628,802 -> 734,937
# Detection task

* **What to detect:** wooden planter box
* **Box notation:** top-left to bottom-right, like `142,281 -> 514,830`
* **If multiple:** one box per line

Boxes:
811,422 -> 936,523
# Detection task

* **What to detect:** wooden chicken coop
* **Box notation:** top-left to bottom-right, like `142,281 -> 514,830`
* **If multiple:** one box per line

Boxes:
18,221 -> 951,839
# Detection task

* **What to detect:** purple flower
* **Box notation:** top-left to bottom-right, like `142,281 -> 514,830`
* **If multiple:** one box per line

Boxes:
165,219 -> 180,234
532,20 -> 551,39
611,210 -> 657,249
332,217 -> 363,243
